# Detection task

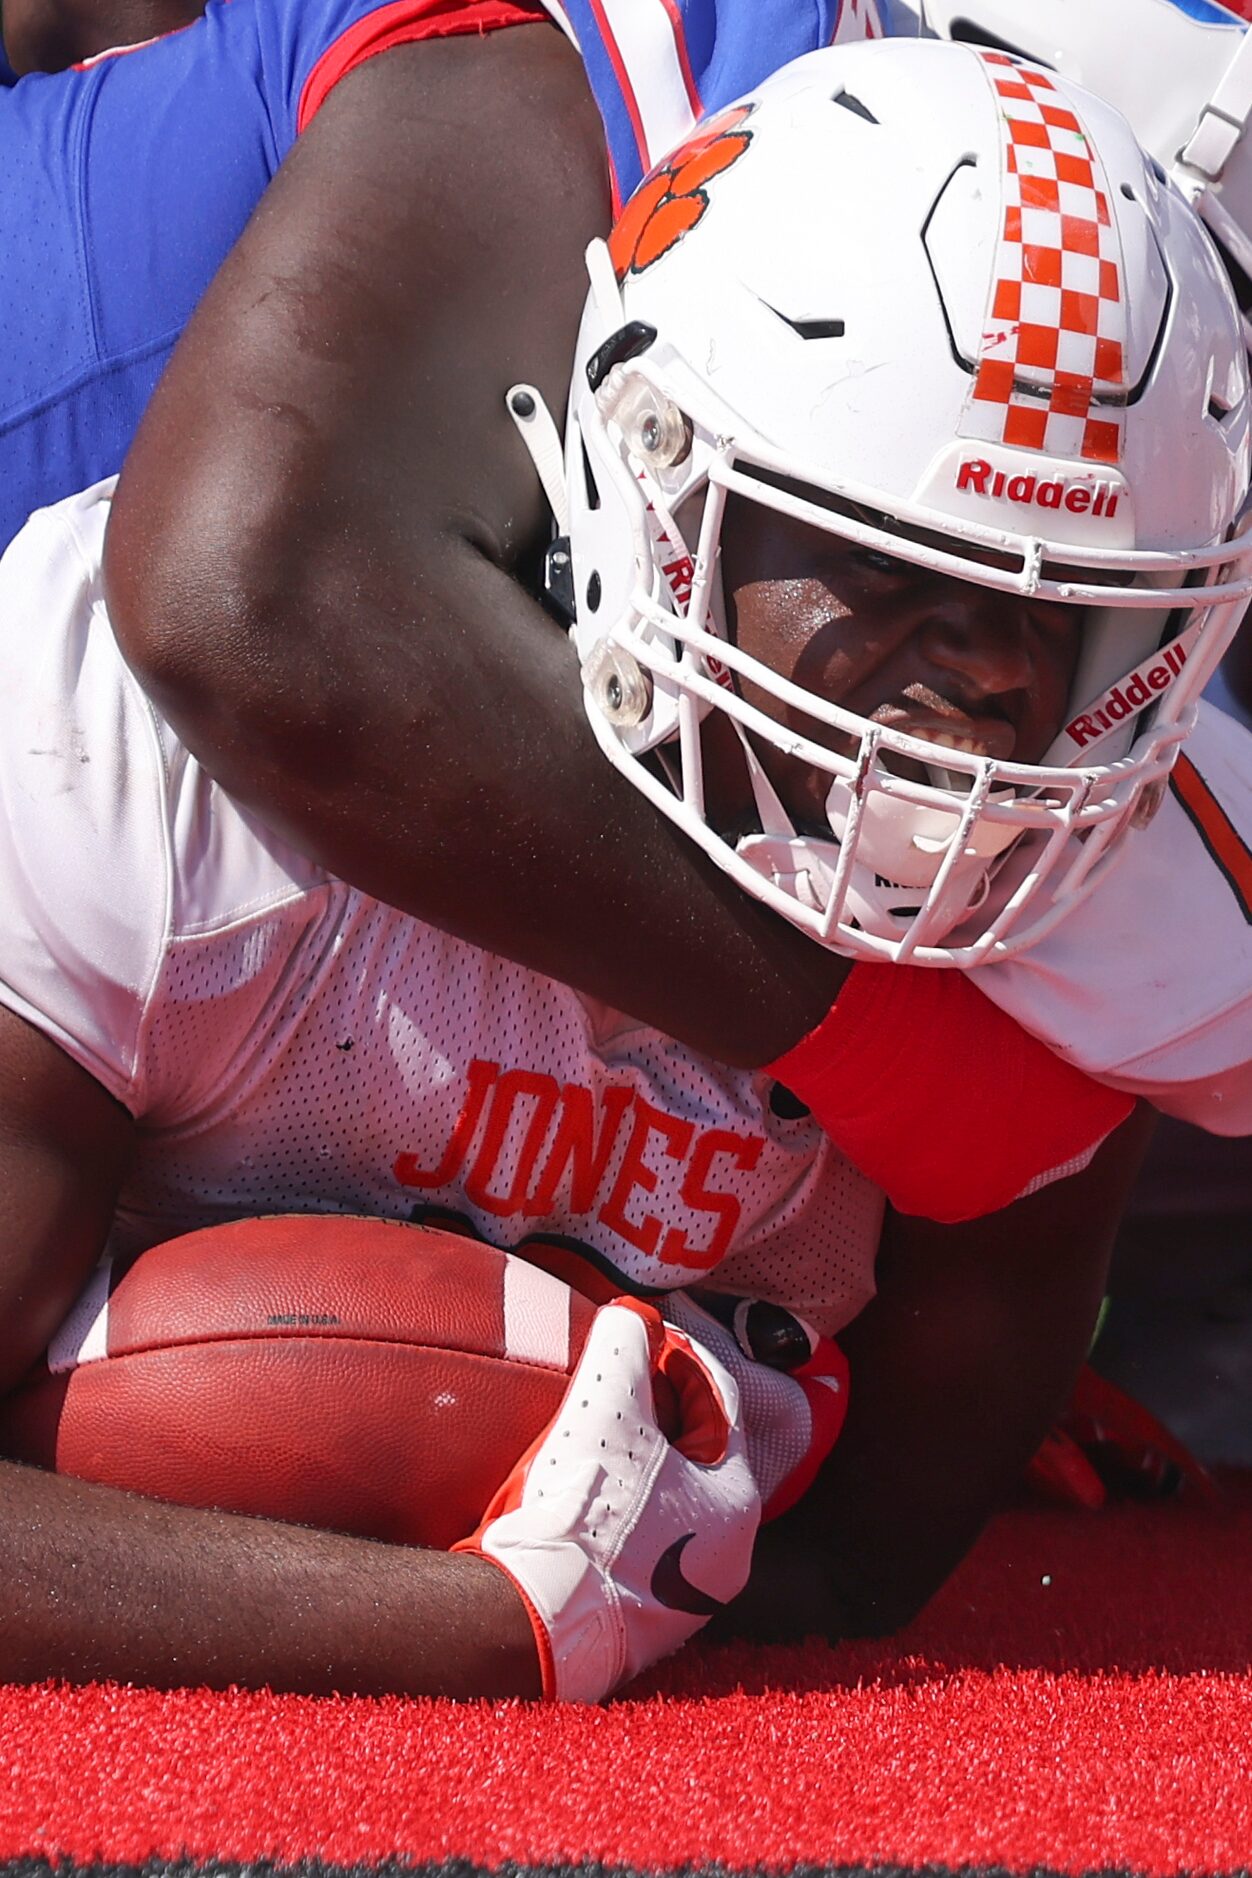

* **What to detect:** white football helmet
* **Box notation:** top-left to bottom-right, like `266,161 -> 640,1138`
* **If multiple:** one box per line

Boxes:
922,0 -> 1252,353
552,39 -> 1252,966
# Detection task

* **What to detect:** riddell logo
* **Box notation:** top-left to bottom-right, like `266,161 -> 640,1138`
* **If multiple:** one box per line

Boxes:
639,474 -> 696,611
1065,643 -> 1188,749
957,459 -> 1120,519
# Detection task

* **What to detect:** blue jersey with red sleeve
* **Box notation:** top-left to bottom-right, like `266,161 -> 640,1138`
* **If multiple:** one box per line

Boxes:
0,0 -> 890,548
0,0 -> 548,547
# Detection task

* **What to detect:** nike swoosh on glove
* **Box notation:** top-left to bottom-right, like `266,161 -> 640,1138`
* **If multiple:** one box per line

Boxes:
452,1296 -> 760,1703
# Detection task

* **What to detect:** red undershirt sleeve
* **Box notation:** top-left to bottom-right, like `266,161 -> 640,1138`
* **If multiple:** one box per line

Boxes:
297,0 -> 551,134
766,962 -> 1134,1224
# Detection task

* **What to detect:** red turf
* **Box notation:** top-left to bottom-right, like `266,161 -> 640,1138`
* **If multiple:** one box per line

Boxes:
0,1484 -> 1250,1875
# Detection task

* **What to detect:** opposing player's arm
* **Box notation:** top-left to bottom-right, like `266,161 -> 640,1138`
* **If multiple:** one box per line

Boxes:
0,1005 -> 529,1697
722,1101 -> 1157,1641
1,0 -> 202,72
103,24 -> 849,1066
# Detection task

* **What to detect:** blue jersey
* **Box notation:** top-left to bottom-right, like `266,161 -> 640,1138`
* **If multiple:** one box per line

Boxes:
0,0 -> 470,547
0,0 -> 884,548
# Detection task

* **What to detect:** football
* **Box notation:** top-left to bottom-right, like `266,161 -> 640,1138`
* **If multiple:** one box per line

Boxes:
0,1215 -> 601,1550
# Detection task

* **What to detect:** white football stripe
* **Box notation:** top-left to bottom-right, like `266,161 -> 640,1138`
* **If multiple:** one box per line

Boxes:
595,0 -> 697,174
503,1256 -> 572,1371
47,1256 -> 115,1374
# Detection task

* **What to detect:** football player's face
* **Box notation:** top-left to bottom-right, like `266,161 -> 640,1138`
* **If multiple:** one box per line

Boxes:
715,492 -> 1086,834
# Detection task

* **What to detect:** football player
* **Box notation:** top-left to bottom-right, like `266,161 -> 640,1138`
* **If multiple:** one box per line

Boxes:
0,40 -> 1237,1698
0,0 -> 1137,1227
2,0 -> 1242,1195
552,32 -> 1252,1138
96,0 -> 1252,1213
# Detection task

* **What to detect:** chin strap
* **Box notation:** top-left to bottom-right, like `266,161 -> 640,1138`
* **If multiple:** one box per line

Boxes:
731,727 -> 853,921
732,721 -> 1006,947
735,726 -> 802,840
506,383 -> 569,534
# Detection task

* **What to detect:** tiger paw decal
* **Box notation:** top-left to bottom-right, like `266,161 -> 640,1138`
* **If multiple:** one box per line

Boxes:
608,105 -> 754,281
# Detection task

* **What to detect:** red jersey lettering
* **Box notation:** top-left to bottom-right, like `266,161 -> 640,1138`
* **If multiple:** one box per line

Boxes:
523,1083 -> 634,1217
397,1062 -> 772,1269
597,1098 -> 695,1256
661,1127 -> 766,1270
463,1068 -> 561,1218
394,1056 -> 498,1189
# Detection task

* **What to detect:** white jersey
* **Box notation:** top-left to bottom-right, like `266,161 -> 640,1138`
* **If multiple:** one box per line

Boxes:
3,485 -> 1248,1322
0,483 -> 883,1337
978,701 -> 1252,1135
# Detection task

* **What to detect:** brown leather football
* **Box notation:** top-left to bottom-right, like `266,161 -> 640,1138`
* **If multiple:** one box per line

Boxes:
0,1215 -> 598,1549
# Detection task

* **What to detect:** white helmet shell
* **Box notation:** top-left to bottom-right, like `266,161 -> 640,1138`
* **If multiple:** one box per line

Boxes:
922,0 -> 1252,348
562,38 -> 1252,964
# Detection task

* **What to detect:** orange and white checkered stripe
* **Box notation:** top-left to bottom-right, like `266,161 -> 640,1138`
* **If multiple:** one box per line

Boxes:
963,51 -> 1128,466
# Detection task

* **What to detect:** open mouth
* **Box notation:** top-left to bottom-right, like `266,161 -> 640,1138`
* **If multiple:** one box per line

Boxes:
868,710 -> 1018,794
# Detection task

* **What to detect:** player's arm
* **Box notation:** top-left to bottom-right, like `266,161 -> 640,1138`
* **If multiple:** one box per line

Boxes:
722,1101 -> 1157,1641
1,0 -> 202,72
0,1006 -> 569,1698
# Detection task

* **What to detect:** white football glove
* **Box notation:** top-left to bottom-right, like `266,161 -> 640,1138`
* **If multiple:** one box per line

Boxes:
453,1297 -> 760,1702
661,1290 -> 848,1520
